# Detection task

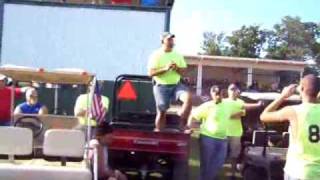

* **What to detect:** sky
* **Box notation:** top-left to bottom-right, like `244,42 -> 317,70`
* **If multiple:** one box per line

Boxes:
170,0 -> 320,55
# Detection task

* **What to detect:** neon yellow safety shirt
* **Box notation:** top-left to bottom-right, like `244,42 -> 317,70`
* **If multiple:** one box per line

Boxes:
224,98 -> 245,137
284,103 -> 320,179
147,49 -> 187,85
74,93 -> 109,126
192,101 -> 229,139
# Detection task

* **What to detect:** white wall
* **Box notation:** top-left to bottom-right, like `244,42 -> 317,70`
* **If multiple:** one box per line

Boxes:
1,3 -> 166,80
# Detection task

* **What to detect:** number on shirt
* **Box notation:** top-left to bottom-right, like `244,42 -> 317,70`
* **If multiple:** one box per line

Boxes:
308,125 -> 320,143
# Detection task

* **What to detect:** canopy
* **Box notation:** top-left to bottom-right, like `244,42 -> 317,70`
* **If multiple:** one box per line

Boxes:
0,66 -> 94,85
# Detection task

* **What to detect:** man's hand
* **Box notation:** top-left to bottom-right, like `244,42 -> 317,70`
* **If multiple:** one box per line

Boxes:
230,110 -> 245,119
102,107 -> 108,114
170,63 -> 178,71
182,125 -> 193,134
114,170 -> 122,178
184,128 -> 193,134
149,62 -> 178,77
257,100 -> 264,107
165,62 -> 177,71
280,84 -> 297,99
75,108 -> 87,117
260,84 -> 297,123
164,63 -> 172,71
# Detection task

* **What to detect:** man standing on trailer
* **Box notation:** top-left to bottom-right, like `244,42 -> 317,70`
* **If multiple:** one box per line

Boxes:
147,32 -> 192,131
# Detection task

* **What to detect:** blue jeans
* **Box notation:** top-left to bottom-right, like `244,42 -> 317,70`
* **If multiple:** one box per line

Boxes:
0,120 -> 11,126
199,134 -> 227,180
153,82 -> 189,111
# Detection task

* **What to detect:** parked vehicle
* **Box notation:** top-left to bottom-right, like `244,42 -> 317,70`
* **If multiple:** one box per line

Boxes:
108,74 -> 191,180
240,92 -> 300,180
0,66 -> 98,180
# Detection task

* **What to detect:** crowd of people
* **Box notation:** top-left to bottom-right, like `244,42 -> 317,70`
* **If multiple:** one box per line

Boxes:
147,32 -> 320,180
1,32 -> 320,180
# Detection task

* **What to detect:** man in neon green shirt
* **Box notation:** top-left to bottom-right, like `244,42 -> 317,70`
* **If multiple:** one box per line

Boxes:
147,32 -> 192,131
187,85 -> 243,180
74,85 -> 109,128
260,74 -> 320,180
224,83 -> 262,177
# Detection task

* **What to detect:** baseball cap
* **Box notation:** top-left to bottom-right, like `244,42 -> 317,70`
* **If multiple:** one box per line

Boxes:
0,74 -> 6,80
161,32 -> 175,41
26,88 -> 37,98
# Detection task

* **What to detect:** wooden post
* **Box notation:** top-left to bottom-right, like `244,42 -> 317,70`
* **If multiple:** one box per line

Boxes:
247,67 -> 253,88
196,56 -> 203,96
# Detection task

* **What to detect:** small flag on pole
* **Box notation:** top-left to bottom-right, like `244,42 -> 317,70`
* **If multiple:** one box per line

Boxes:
90,80 -> 106,124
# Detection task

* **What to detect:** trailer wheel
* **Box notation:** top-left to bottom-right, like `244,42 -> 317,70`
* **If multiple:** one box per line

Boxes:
172,160 -> 188,180
243,166 -> 267,180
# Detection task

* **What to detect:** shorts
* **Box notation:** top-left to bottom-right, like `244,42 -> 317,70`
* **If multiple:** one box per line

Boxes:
228,136 -> 241,158
153,82 -> 189,111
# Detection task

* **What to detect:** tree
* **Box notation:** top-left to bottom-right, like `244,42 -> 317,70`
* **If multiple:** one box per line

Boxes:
265,16 -> 320,84
227,25 -> 267,58
266,16 -> 320,61
201,16 -> 320,74
201,32 -> 226,55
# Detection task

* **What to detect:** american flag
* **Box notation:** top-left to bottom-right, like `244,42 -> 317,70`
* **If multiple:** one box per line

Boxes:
90,80 -> 106,124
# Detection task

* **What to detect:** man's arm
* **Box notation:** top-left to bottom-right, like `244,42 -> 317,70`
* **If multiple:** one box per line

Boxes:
244,101 -> 263,111
184,116 -> 197,134
147,51 -> 174,77
185,105 -> 207,132
74,96 -> 87,117
173,55 -> 187,76
13,105 -> 22,115
148,63 -> 174,77
173,66 -> 186,76
230,109 -> 245,119
260,84 -> 297,123
186,116 -> 199,129
75,108 -> 87,117
39,105 -> 48,115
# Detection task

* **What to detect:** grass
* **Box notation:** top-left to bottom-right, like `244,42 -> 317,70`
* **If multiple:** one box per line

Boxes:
189,131 -> 200,180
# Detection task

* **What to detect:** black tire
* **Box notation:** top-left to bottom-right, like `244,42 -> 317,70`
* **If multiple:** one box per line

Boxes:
243,166 -> 267,180
172,160 -> 188,180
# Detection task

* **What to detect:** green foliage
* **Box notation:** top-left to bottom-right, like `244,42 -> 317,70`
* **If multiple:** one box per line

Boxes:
201,16 -> 320,73
228,25 -> 267,58
201,32 -> 222,55
266,16 -> 320,61
202,26 -> 267,57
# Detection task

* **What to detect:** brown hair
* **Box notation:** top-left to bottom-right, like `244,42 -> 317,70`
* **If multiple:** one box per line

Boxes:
301,74 -> 320,97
